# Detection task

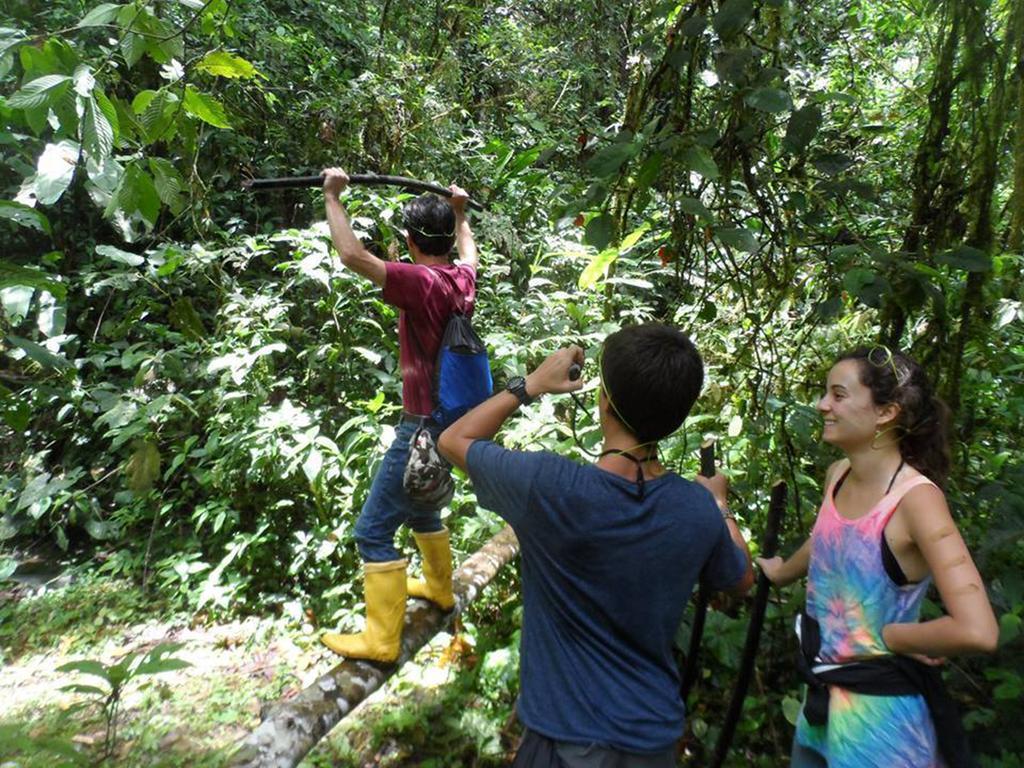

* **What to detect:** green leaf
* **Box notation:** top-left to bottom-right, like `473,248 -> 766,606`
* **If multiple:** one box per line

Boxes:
0,385 -> 31,431
680,146 -> 719,179
680,14 -> 708,36
783,105 -> 822,154
619,222 -> 651,252
842,267 -> 890,308
0,200 -> 52,235
0,261 -> 64,298
713,0 -> 754,40
0,27 -> 28,59
85,519 -> 118,540
727,414 -> 743,437
578,247 -> 618,290
7,335 -> 73,370
587,137 -> 639,177
195,51 -> 258,79
137,90 -> 180,144
678,197 -> 713,222
782,696 -> 802,726
77,3 -> 123,27
34,141 -> 81,205
56,660 -> 111,681
744,87 -> 792,113
937,245 -> 991,273
148,158 -> 185,211
94,90 -> 120,145
811,152 -> 854,176
183,85 -> 232,129
121,32 -> 145,68
135,657 -> 191,675
715,226 -> 758,253
114,163 -> 161,226
7,75 -> 72,110
82,97 -> 114,160
584,214 -> 615,251
95,244 -> 144,266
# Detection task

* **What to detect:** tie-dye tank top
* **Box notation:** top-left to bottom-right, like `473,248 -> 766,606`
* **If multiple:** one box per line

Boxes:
795,460 -> 943,768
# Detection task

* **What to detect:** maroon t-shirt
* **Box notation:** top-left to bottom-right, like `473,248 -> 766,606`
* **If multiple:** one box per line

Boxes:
382,261 -> 477,416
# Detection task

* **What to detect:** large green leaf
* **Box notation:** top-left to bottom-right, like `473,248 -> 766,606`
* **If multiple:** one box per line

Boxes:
77,3 -> 123,27
195,51 -> 258,79
82,97 -> 114,160
7,75 -> 71,110
937,245 -> 991,272
94,90 -> 120,145
678,197 -> 713,222
95,244 -> 145,266
713,0 -> 754,40
183,85 -> 232,129
587,138 -> 639,178
148,158 -> 185,211
680,146 -> 719,179
34,141 -> 80,205
783,104 -> 822,154
6,335 -> 73,370
584,214 -> 615,250
115,164 -> 161,226
745,87 -> 792,113
0,200 -> 52,235
578,247 -> 618,290
0,261 -> 65,298
136,90 -> 180,144
715,226 -> 758,253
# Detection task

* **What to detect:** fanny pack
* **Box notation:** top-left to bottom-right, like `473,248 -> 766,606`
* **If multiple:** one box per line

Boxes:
402,419 -> 454,510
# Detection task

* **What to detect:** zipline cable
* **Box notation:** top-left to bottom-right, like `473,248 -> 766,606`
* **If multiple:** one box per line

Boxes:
241,172 -> 486,211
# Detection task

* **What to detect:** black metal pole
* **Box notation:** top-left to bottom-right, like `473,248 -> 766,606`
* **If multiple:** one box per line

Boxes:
241,172 -> 485,211
680,439 -> 717,705
708,480 -> 788,768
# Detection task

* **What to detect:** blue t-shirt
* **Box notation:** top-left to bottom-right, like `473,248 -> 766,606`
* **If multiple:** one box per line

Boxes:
466,440 -> 748,753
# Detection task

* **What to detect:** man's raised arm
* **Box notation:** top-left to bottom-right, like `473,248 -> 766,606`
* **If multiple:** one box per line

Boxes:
322,167 -> 386,287
449,184 -> 478,271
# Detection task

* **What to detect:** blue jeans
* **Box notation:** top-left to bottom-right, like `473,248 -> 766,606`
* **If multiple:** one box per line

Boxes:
354,417 -> 446,562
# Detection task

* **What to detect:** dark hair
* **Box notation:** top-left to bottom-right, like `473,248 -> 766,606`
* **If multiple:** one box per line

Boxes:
402,194 -> 456,257
601,323 -> 704,444
837,347 -> 951,487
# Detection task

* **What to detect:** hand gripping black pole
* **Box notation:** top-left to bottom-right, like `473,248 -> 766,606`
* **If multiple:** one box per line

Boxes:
241,172 -> 485,211
679,439 -> 716,705
708,480 -> 788,768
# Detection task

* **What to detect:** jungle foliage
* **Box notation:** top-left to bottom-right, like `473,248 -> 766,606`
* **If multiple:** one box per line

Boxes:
2,0 -> 1023,764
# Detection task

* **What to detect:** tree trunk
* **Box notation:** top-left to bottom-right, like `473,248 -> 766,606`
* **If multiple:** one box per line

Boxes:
227,525 -> 520,768
883,1 -> 962,345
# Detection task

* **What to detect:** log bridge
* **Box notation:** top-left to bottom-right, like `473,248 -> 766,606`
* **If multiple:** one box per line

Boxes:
228,525 -> 520,768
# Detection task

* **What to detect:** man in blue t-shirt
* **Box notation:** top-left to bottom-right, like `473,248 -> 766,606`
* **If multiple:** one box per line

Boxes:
438,323 -> 754,765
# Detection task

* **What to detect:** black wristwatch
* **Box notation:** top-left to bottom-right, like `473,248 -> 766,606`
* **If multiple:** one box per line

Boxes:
505,376 -> 534,406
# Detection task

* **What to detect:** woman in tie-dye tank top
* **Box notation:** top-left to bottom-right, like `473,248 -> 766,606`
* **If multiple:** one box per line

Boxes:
757,347 -> 998,767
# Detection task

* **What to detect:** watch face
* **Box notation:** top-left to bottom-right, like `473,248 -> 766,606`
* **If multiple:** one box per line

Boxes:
507,376 -> 525,389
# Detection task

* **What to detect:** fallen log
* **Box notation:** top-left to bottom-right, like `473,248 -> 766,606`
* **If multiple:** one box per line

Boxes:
228,525 -> 519,768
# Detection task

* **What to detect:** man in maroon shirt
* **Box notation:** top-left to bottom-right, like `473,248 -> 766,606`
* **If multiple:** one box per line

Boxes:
319,167 -> 478,661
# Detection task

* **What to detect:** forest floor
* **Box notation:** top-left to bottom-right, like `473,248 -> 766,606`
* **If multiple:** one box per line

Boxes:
0,575 -> 515,767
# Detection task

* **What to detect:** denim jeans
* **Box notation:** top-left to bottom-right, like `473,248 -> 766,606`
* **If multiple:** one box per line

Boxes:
354,417 -> 446,562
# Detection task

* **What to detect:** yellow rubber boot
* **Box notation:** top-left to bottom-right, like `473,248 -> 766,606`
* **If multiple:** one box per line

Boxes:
321,559 -> 407,662
406,528 -> 456,611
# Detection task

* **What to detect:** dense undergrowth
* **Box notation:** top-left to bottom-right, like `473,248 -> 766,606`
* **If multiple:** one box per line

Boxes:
2,0 -> 1024,764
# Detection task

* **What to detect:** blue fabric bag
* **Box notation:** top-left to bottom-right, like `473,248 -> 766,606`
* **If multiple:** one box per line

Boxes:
431,313 -> 493,427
